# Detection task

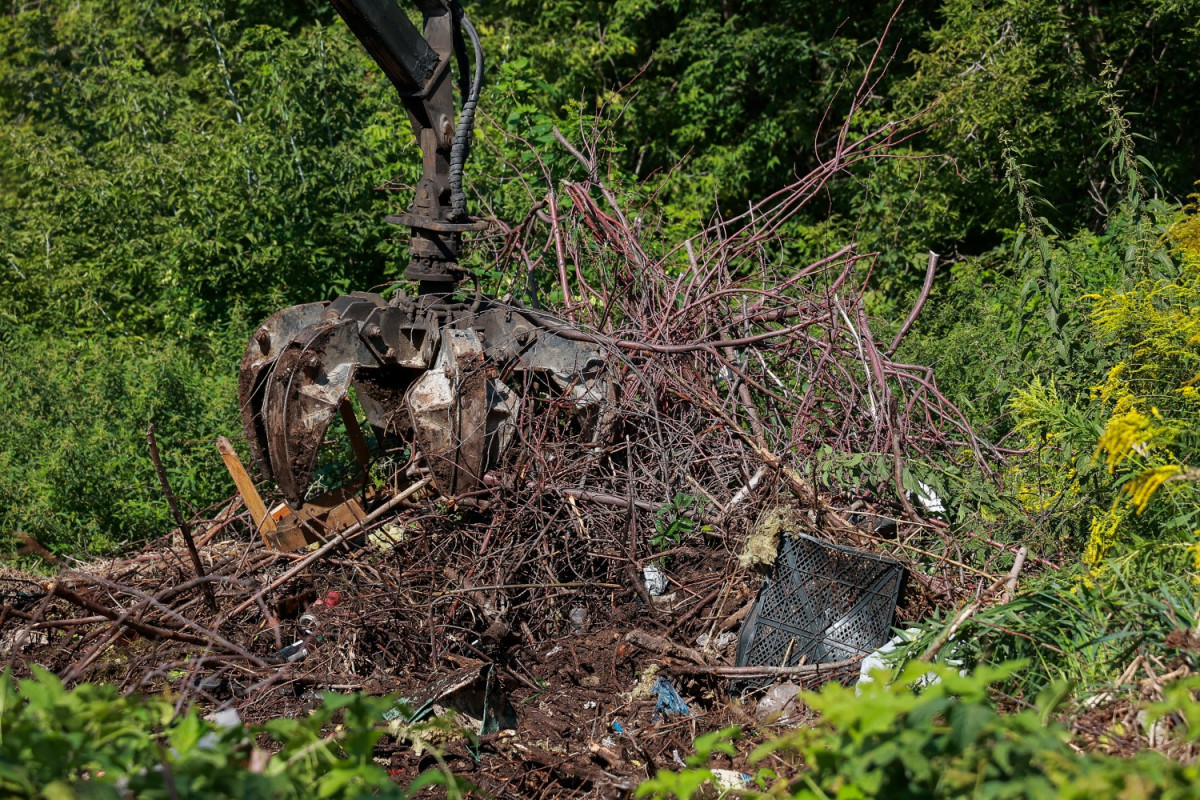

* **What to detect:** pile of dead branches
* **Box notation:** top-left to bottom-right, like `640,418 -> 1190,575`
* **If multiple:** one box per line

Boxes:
1,46 -> 1027,797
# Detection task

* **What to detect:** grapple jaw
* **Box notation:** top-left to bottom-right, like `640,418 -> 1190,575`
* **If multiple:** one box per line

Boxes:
238,291 -> 612,508
262,320 -> 363,506
238,303 -> 328,487
240,307 -> 367,507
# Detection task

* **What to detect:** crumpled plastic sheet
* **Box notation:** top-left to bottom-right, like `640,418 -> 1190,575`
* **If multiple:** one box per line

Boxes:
652,676 -> 690,719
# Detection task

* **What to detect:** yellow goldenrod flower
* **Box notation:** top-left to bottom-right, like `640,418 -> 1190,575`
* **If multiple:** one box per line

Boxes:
1096,409 -> 1182,472
1084,506 -> 1125,574
1124,465 -> 1183,514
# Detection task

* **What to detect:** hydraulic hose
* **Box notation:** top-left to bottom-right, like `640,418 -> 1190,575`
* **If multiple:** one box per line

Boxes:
449,5 -> 483,219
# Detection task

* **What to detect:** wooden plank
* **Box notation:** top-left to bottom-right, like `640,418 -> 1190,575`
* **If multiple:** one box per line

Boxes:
217,434 -> 373,554
265,485 -> 374,553
264,519 -> 311,553
216,436 -> 277,545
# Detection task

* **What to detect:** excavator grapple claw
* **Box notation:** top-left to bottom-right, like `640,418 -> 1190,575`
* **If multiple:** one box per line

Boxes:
237,293 -> 614,506
236,1 -> 612,506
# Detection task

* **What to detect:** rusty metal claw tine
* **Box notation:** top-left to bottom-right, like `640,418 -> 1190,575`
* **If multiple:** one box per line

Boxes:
261,319 -> 362,508
238,303 -> 329,482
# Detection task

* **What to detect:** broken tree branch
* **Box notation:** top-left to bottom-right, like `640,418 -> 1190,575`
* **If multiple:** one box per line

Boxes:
147,424 -> 215,611
887,250 -> 939,356
624,630 -> 708,665
1000,546 -> 1028,604
44,581 -> 208,646
920,547 -> 1027,662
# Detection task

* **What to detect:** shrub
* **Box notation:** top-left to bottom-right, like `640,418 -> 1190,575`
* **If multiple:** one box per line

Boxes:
638,663 -> 1200,800
0,667 -> 462,799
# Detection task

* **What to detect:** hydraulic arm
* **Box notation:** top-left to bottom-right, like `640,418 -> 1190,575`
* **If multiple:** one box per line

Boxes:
332,0 -> 485,293
237,0 -> 613,509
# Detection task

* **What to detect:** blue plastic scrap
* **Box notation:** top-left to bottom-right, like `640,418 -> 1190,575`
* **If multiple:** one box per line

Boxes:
651,676 -> 690,719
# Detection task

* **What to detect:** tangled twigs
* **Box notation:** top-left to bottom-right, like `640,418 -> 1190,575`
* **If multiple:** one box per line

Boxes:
67,571 -> 268,667
692,392 -> 861,533
920,548 -> 1028,662
224,477 -> 431,621
44,581 -> 210,647
667,654 -> 866,678
560,488 -> 719,525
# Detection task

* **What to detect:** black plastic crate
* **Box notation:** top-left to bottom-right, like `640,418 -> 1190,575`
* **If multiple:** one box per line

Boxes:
736,533 -> 907,676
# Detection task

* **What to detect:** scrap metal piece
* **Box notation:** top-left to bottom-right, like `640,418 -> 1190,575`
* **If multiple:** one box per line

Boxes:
514,327 -> 616,442
485,376 -> 518,469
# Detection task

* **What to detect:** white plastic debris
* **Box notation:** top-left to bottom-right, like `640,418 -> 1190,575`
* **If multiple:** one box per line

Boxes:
642,563 -> 668,596
696,631 -> 737,651
914,481 -> 946,514
650,591 -> 679,609
856,628 -> 963,694
710,769 -> 752,790
190,708 -> 243,754
858,628 -> 919,690
755,681 -> 802,724
207,708 -> 242,729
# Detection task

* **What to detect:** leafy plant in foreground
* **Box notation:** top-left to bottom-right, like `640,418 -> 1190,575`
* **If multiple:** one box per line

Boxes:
639,663 -> 1200,800
0,667 -> 464,799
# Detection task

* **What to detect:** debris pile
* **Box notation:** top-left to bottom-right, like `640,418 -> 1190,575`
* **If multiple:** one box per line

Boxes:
1,104 -> 1021,796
